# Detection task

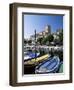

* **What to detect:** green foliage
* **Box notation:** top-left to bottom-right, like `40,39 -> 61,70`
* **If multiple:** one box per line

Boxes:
37,37 -> 43,45
38,34 -> 54,45
28,40 -> 32,44
58,30 -> 63,45
41,37 -> 47,44
24,39 -> 27,44
46,34 -> 54,42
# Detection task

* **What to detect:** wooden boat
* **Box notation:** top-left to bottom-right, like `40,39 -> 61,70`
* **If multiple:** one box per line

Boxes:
35,56 -> 60,74
24,52 -> 40,61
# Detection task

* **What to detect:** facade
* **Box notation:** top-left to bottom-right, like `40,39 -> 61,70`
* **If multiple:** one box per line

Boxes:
52,29 -> 63,40
26,25 -> 62,45
30,25 -> 51,43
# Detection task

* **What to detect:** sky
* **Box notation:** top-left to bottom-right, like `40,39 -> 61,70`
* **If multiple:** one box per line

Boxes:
24,14 -> 63,39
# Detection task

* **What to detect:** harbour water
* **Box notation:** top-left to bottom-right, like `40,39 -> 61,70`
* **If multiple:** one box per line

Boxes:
24,45 -> 63,74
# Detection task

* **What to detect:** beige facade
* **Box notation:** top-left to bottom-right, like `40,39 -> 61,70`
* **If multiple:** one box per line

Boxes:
30,25 -> 51,40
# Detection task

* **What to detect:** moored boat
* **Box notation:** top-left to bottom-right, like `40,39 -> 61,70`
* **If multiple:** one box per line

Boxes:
35,56 -> 60,74
24,52 -> 40,61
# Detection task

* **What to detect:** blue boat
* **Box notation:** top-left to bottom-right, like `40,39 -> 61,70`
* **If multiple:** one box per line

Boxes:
24,52 -> 40,61
35,56 -> 60,74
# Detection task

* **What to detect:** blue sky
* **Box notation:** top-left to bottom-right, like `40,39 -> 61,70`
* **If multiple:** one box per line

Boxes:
24,14 -> 63,39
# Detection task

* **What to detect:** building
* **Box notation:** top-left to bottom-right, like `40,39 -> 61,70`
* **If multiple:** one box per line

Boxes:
29,24 -> 63,45
52,29 -> 63,40
30,25 -> 51,42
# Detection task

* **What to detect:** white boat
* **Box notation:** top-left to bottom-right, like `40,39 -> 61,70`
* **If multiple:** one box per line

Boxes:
24,52 -> 40,61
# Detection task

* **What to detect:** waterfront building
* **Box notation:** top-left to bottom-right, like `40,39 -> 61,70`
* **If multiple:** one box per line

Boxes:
30,25 -> 51,44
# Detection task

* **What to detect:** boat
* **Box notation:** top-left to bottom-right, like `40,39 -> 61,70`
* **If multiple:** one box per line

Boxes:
35,56 -> 60,74
24,52 -> 40,61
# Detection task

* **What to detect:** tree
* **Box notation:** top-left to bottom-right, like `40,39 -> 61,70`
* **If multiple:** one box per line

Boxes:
28,40 -> 32,45
24,39 -> 27,45
58,30 -> 63,45
41,37 -> 47,45
41,34 -> 54,45
37,37 -> 43,45
47,34 -> 54,42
